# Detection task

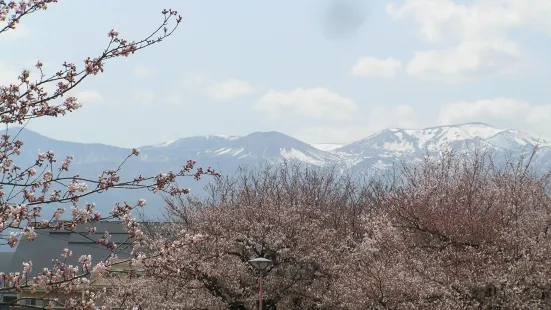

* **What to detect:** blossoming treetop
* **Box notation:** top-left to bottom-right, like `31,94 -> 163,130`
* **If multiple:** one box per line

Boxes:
0,1 -> 217,309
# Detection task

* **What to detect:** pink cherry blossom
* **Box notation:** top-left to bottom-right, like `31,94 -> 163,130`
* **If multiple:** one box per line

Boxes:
0,2 -> 221,308
103,152 -> 551,309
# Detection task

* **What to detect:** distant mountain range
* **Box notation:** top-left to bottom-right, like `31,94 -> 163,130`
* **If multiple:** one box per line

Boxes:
6,123 -> 551,217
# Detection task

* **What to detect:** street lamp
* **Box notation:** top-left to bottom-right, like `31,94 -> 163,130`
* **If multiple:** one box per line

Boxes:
248,258 -> 272,310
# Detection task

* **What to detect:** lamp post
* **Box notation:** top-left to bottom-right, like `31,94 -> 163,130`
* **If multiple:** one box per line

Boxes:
248,258 -> 272,310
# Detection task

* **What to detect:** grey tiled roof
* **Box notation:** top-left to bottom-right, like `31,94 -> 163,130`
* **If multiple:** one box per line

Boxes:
1,222 -> 134,277
0,252 -> 14,274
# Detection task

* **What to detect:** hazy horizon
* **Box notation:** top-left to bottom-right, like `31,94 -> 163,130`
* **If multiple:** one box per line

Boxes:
5,121 -> 550,149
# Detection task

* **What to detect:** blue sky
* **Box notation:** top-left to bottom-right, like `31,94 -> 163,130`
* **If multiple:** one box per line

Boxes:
1,0 -> 551,148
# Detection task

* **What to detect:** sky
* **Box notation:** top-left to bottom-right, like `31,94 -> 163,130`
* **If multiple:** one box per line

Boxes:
1,0 -> 551,148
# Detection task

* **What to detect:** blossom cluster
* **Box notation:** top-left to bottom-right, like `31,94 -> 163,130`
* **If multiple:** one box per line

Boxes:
0,0 -> 56,34
0,2 -> 219,309
102,154 -> 551,309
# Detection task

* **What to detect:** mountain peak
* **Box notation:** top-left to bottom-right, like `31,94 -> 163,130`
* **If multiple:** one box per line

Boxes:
383,122 -> 494,133
145,134 -> 240,149
239,131 -> 311,148
460,121 -> 493,127
7,123 -> 551,218
242,131 -> 293,139
335,123 -> 527,156
441,122 -> 493,128
239,131 -> 316,151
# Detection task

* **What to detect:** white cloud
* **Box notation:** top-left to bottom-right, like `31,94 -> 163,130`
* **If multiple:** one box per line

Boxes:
133,91 -> 155,104
190,77 -> 206,87
1,24 -> 30,39
206,78 -> 255,101
386,0 -> 519,44
370,105 -> 419,128
133,67 -> 150,78
386,0 -> 551,81
438,98 -> 551,137
407,39 -> 522,81
296,98 -> 551,144
0,62 -> 57,94
0,63 -> 18,85
1,61 -> 60,90
294,104 -> 419,143
253,87 -> 357,120
351,56 -> 402,78
164,93 -> 184,105
76,90 -> 103,103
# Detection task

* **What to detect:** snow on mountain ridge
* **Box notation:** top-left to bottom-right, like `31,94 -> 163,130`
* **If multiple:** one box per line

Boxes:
223,132 -> 341,164
312,143 -> 344,151
147,135 -> 240,148
152,139 -> 177,148
336,123 -> 548,159
280,148 -> 328,165
6,125 -> 551,172
400,123 -> 503,151
138,124 -> 551,168
144,131 -> 341,165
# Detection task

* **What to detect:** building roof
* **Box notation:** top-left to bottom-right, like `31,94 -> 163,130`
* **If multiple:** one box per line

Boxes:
0,252 -> 15,274
1,222 -> 134,276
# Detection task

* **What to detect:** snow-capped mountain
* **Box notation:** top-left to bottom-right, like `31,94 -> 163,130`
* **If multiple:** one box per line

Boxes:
140,131 -> 341,166
334,123 -> 551,170
12,122 -> 548,171
6,123 -> 550,216
337,122 -> 548,156
312,143 -> 344,151
134,122 -> 550,173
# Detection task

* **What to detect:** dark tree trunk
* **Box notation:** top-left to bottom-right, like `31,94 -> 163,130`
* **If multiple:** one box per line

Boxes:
263,299 -> 277,310
256,299 -> 277,310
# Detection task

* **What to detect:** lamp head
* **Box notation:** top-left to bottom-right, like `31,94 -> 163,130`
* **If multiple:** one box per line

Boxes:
248,257 -> 272,271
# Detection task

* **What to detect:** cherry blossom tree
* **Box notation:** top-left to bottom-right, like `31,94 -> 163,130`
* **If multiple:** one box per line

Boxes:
104,164 -> 376,310
0,1 -> 218,309
109,151 -> 551,309
338,150 -> 551,309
